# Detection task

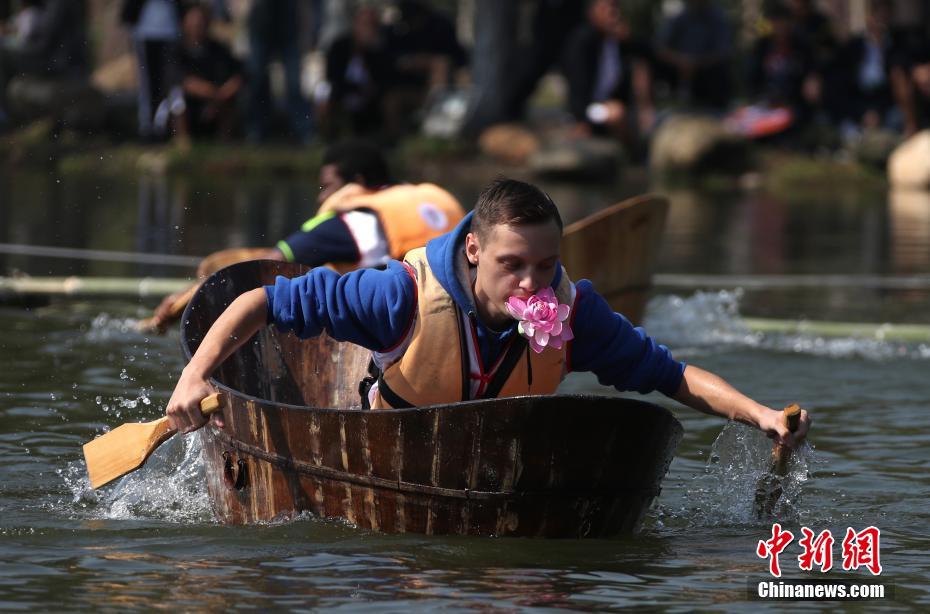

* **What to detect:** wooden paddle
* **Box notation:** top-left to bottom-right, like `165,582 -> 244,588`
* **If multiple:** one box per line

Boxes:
136,283 -> 199,333
137,247 -> 270,333
83,392 -> 225,489
753,403 -> 803,518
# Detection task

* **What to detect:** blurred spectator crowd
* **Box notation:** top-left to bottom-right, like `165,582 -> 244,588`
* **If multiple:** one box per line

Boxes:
1,0 -> 929,152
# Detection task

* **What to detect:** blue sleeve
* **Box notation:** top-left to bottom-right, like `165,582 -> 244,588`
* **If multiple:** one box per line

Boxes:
276,213 -> 359,266
263,260 -> 416,352
569,280 -> 685,396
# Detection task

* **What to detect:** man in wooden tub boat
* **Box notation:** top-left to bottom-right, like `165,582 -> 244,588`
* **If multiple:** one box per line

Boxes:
166,178 -> 810,448
145,139 -> 465,331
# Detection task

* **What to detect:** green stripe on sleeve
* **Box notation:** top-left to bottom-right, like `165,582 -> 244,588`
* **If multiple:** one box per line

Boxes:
300,211 -> 337,232
276,240 -> 296,263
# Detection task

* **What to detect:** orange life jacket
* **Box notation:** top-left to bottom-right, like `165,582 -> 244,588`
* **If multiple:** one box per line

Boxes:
318,183 -> 465,259
370,247 -> 576,409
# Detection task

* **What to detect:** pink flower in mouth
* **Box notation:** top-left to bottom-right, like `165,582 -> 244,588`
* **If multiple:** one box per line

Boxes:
505,287 -> 573,353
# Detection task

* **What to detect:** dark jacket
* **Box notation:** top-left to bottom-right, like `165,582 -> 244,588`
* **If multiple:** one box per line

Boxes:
120,0 -> 184,26
561,23 -> 650,123
18,0 -> 89,75
831,34 -> 903,121
748,35 -> 815,107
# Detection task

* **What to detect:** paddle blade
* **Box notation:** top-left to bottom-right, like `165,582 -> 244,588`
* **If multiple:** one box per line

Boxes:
82,393 -> 225,489
83,417 -> 174,489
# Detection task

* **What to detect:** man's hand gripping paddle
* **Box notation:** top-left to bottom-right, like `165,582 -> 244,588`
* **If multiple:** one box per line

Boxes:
754,403 -> 803,518
82,393 -> 225,489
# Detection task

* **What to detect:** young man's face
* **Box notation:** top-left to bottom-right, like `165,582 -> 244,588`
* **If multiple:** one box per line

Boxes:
182,8 -> 208,45
318,164 -> 346,204
465,221 -> 562,328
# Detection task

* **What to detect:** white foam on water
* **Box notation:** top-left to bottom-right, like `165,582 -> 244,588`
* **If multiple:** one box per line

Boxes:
644,290 -> 930,361
643,290 -> 762,351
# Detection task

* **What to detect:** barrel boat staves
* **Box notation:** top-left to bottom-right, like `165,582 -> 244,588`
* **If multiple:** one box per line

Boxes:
181,259 -> 682,537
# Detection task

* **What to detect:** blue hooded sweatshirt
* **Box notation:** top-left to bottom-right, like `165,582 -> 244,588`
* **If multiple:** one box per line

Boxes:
265,212 -> 685,396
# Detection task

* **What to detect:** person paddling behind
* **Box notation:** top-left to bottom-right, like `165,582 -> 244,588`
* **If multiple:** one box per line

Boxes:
146,140 -> 464,331
166,177 -> 810,450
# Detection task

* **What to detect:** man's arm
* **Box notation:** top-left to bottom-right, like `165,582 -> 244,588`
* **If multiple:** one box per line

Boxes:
631,57 -> 655,133
673,365 -> 811,448
217,74 -> 244,102
166,288 -> 267,432
146,248 -> 283,332
275,213 -> 360,266
182,75 -> 219,100
167,261 -> 417,431
569,282 -> 811,447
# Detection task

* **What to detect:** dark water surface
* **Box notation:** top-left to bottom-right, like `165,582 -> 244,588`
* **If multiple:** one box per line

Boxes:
2,168 -> 929,610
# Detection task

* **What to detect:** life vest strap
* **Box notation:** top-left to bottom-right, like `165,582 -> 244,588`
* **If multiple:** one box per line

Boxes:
456,307 -> 470,402
375,371 -> 415,409
480,334 -> 529,400
358,359 -> 380,410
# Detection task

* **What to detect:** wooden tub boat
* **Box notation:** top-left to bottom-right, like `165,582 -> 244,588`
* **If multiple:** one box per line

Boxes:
182,260 -> 683,537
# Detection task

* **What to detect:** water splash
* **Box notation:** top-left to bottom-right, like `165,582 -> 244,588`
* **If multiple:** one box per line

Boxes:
60,432 -> 212,524
53,308 -> 208,524
644,290 -> 762,349
93,387 -> 155,421
660,422 -> 816,527
84,312 -> 142,342
645,291 -> 930,361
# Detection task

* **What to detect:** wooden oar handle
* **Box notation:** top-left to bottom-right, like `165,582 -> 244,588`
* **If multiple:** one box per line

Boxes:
784,403 -> 802,433
167,284 -> 199,317
200,393 -> 226,415
772,403 -> 802,472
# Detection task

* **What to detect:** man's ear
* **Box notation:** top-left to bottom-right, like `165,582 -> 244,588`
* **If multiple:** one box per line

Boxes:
465,232 -> 480,265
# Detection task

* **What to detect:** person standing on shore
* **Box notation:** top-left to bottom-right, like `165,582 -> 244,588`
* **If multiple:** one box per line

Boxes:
122,0 -> 182,142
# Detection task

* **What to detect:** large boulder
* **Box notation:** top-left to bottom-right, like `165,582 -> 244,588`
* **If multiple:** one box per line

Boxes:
650,114 -> 751,175
91,53 -> 138,93
478,123 -> 541,165
849,127 -> 900,168
528,137 -> 622,180
888,130 -> 930,189
6,76 -> 107,131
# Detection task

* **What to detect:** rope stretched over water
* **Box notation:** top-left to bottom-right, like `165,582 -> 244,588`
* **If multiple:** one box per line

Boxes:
5,244 -> 929,289
0,242 -> 202,267
739,318 -> 930,341
655,273 -> 930,290
0,276 -> 190,298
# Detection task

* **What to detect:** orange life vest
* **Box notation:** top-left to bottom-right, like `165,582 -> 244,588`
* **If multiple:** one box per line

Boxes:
318,183 -> 465,259
370,247 -> 576,409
